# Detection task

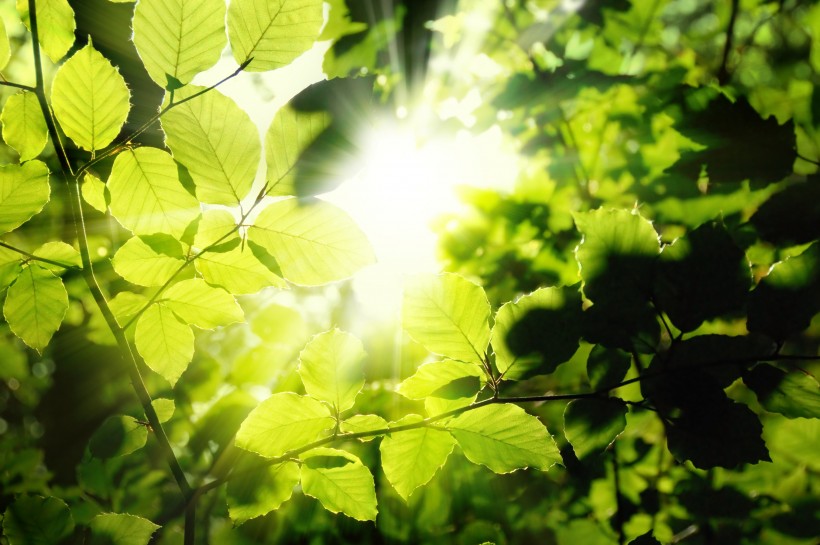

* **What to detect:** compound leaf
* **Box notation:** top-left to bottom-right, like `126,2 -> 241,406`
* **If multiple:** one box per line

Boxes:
135,303 -> 194,386
112,235 -> 185,287
133,0 -> 226,88
298,329 -> 366,412
162,86 -> 259,204
0,160 -> 50,235
235,392 -> 334,458
446,403 -> 561,473
2,495 -> 74,545
108,147 -> 200,238
1,91 -> 48,161
300,448 -> 377,521
51,43 -> 130,151
402,273 -> 491,364
17,0 -> 76,63
227,454 -> 300,524
380,415 -> 456,500
227,0 -> 324,72
163,278 -> 243,329
248,197 -> 374,286
3,265 -> 68,353
88,513 -> 159,545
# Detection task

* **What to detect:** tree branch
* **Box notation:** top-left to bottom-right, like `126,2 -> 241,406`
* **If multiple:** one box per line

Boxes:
718,0 -> 740,85
0,80 -> 36,92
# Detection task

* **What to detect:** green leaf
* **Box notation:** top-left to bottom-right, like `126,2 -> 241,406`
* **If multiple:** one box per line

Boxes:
2,495 -> 74,545
248,197 -> 374,286
3,265 -> 68,353
492,285 -> 582,380
163,278 -> 244,329
88,415 -> 148,458
32,241 -> 80,271
264,104 -> 331,196
196,245 -> 286,294
564,398 -> 627,459
108,291 -> 149,327
744,364 -> 820,419
298,329 -> 366,412
227,0 -> 324,72
655,221 -> 751,332
750,177 -> 820,246
227,454 -> 300,524
88,513 -> 159,545
151,398 -> 175,423
162,85 -> 260,204
446,403 -> 561,473
112,235 -> 185,287
0,245 -> 23,288
0,160 -> 50,235
51,42 -> 130,151
380,415 -> 456,500
108,148 -> 200,238
82,172 -> 108,213
250,303 -> 307,346
193,209 -> 240,250
339,414 -> 388,440
1,91 -> 48,161
747,243 -> 820,340
235,392 -> 334,458
17,0 -> 76,63
0,18 -> 9,70
133,0 -> 226,88
397,360 -> 483,408
135,303 -> 194,385
402,273 -> 491,363
299,447 -> 377,521
586,345 -> 631,391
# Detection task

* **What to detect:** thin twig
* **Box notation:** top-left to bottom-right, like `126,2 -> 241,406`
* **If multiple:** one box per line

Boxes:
0,240 -> 81,270
0,80 -> 36,92
718,0 -> 741,85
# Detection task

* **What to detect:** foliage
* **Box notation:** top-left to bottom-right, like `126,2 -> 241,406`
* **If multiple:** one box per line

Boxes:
0,1 -> 818,545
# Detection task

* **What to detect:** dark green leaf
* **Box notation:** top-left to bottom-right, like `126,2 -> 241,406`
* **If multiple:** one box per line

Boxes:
2,495 -> 74,545
227,453 -> 300,524
88,415 -> 148,459
88,513 -> 159,545
750,178 -> 820,246
744,364 -> 820,419
563,398 -> 627,459
587,345 -> 631,391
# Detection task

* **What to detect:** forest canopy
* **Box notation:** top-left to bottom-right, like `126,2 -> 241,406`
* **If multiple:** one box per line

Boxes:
0,1 -> 819,545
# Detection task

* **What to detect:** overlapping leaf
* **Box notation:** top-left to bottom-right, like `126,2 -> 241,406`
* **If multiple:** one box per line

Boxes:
298,329 -> 366,412
227,454 -> 300,524
134,303 -> 194,386
112,235 -> 185,287
2,495 -> 74,545
300,448 -> 377,521
196,246 -> 286,294
1,91 -> 48,161
564,398 -> 627,459
88,415 -> 148,459
133,0 -> 226,88
17,0 -> 76,63
0,160 -> 50,235
163,278 -> 244,329
264,105 -> 331,196
88,513 -> 159,545
227,0 -> 324,71
162,86 -> 260,204
51,43 -> 130,151
3,265 -> 68,353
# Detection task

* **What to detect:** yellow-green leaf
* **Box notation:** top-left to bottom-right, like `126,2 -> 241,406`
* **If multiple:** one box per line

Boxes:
51,43 -> 130,151
193,209 -> 239,250
0,160 -> 50,235
17,0 -> 76,63
32,241 -> 80,271
162,86 -> 260,204
163,278 -> 244,329
108,147 -> 200,238
227,0 -> 323,72
339,414 -> 388,441
108,291 -> 149,327
112,235 -> 185,287
248,197 -> 374,286
151,398 -> 175,423
0,245 -> 23,288
196,246 -> 286,294
3,265 -> 68,353
135,303 -> 194,386
264,105 -> 330,196
133,0 -> 226,88
235,392 -> 334,458
88,513 -> 159,545
81,172 -> 108,213
1,91 -> 48,161
298,329 -> 366,412
0,18 -> 10,70
402,273 -> 491,363
300,448 -> 377,521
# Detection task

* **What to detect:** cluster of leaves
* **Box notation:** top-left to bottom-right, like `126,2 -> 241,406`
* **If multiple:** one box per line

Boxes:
0,1 -> 819,545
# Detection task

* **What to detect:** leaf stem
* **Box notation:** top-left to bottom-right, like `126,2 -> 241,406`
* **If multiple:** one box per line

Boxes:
0,80 -> 36,92
0,240 -> 80,270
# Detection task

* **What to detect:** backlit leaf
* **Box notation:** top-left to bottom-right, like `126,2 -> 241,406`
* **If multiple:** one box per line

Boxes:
235,392 -> 334,458
17,0 -> 75,63
447,403 -> 561,473
151,398 -> 175,423
300,447 -> 377,521
248,197 -> 374,285
135,303 -> 194,385
3,265 -> 68,353
108,291 -> 149,327
2,495 -> 74,545
0,246 -> 22,288
108,147 -> 200,238
162,86 -> 260,204
81,172 -> 108,213
88,415 -> 148,459
133,0 -> 226,88
397,360 -> 483,405
298,329 -> 366,412
196,246 -> 286,293
264,105 -> 331,196
380,415 -> 456,500
163,278 -> 244,329
227,0 -> 324,72
227,454 -> 300,524
112,235 -> 185,287
250,303 -> 307,345
586,345 -> 631,391
0,160 -> 50,235
32,241 -> 80,271
402,273 -> 491,363
51,43 -> 130,151
88,513 -> 159,545
340,414 -> 388,440
193,209 -> 239,250
564,398 -> 627,459
0,18 -> 9,70
1,91 -> 47,161
744,364 -> 820,419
